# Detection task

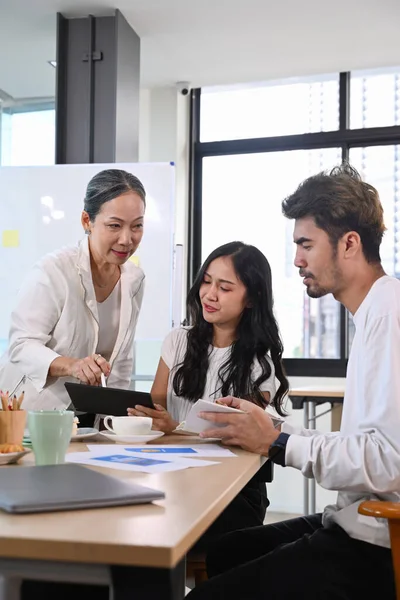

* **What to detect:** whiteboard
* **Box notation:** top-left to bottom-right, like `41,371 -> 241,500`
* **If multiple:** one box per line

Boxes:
0,163 -> 176,375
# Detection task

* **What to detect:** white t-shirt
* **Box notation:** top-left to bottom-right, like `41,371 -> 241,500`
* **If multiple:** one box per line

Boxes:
161,327 -> 277,423
284,275 -> 400,548
96,280 -> 121,361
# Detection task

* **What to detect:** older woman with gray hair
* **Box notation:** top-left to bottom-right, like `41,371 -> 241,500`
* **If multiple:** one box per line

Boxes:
0,169 -> 145,418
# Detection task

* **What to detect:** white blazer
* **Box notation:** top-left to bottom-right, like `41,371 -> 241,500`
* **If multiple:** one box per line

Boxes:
0,237 -> 145,410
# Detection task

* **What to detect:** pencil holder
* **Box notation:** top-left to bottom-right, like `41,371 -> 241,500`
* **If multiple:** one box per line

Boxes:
0,410 -> 27,445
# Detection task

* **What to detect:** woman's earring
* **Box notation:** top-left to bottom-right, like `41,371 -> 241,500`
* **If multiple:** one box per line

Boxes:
85,229 -> 91,236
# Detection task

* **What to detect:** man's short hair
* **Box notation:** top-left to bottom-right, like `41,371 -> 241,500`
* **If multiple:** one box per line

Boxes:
282,163 -> 386,263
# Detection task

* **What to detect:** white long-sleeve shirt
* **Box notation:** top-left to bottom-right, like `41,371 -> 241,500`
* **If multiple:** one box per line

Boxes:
283,275 -> 400,548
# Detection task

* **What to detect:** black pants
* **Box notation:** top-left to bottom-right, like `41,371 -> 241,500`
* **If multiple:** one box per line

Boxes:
186,514 -> 396,600
192,478 -> 268,553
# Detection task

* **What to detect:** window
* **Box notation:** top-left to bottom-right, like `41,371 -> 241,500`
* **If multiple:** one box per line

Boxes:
350,145 -> 400,277
202,149 -> 341,359
200,74 -> 339,142
0,103 -> 55,166
190,68 -> 400,375
350,67 -> 400,130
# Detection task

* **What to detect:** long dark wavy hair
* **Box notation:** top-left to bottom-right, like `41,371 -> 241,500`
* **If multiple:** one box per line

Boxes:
173,242 -> 289,415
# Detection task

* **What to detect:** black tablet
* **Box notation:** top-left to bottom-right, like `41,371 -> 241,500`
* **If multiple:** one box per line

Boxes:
64,382 -> 155,416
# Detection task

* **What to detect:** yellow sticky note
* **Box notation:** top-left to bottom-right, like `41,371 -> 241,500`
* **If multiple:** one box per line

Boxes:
2,230 -> 19,248
129,255 -> 140,266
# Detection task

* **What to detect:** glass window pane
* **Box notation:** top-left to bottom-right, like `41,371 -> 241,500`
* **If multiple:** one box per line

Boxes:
348,314 -> 356,354
349,146 -> 399,277
0,106 -> 55,166
201,148 -> 342,359
350,67 -> 400,129
0,10 -> 56,165
200,74 -> 339,142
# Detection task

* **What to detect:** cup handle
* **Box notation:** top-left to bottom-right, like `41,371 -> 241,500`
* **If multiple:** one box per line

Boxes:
103,416 -> 114,433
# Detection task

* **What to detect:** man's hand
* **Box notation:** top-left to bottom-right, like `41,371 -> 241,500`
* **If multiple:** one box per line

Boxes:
199,396 -> 280,455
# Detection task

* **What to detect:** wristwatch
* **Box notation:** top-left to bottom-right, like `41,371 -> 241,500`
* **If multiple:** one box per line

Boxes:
268,432 -> 290,466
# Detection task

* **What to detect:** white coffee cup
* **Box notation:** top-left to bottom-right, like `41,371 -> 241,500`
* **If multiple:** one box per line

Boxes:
103,416 -> 152,436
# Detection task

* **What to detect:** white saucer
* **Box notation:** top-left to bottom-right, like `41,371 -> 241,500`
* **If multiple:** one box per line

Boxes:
71,427 -> 99,441
99,431 -> 165,444
0,450 -> 30,465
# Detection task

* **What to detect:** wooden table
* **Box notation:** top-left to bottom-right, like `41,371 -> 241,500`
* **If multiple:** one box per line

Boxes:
0,435 -> 263,599
289,386 -> 345,515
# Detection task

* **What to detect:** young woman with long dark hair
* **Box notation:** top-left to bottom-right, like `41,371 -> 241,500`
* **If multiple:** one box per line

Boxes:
129,241 -> 289,547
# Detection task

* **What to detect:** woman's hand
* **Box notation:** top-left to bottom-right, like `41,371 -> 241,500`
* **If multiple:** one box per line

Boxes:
127,404 -> 178,434
70,354 -> 111,385
50,354 -> 111,385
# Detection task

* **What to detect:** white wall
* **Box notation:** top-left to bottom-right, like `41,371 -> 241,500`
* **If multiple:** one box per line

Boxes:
139,86 -> 190,318
139,87 -> 189,247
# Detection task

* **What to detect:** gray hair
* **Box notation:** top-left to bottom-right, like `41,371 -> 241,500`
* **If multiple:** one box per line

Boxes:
84,169 -> 146,221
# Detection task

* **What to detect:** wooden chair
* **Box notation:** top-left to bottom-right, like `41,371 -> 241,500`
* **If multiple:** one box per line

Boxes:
358,501 -> 400,599
186,461 -> 274,587
186,553 -> 209,587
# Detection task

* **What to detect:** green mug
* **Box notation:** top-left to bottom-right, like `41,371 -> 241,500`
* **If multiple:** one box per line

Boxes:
27,410 -> 74,466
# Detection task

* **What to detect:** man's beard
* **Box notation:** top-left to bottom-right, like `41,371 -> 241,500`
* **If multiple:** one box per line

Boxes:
302,262 -> 341,299
305,282 -> 331,298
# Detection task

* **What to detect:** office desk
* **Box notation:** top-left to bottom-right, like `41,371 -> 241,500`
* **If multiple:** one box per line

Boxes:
289,386 -> 345,516
0,436 -> 262,600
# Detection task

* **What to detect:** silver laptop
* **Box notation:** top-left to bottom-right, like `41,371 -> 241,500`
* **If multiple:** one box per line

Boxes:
0,463 -> 165,513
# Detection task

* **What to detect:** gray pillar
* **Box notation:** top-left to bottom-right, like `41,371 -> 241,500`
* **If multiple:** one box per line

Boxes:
55,10 -> 140,164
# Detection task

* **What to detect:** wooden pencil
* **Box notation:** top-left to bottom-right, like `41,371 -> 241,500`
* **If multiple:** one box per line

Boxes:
16,392 -> 25,410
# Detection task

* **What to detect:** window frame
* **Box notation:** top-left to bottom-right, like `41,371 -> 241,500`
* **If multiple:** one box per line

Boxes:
188,72 -> 400,377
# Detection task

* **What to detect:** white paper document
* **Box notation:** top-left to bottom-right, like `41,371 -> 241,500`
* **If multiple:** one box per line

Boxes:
66,451 -> 219,473
86,444 -> 237,458
174,399 -> 245,435
265,410 -> 285,429
173,399 -> 285,435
